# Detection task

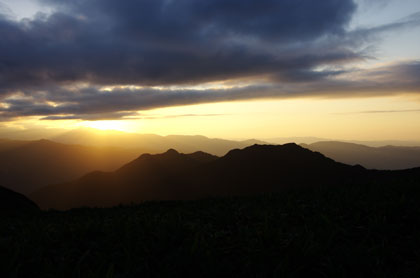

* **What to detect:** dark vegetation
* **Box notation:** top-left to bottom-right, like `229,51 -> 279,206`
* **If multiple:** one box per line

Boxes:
2,180 -> 420,277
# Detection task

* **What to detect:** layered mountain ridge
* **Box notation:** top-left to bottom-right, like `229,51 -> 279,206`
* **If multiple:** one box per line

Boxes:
32,143 -> 420,210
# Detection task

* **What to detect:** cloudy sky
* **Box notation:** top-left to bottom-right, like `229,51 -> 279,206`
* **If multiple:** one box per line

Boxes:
0,0 -> 419,140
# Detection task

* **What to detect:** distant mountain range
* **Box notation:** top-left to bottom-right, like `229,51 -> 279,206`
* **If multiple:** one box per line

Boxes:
266,137 -> 420,147
49,130 -> 420,169
0,133 -> 263,194
53,128 -> 265,156
2,133 -> 420,197
301,141 -> 420,170
31,144 -> 420,210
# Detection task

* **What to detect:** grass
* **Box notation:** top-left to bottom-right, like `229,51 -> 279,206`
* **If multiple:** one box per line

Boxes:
2,181 -> 420,277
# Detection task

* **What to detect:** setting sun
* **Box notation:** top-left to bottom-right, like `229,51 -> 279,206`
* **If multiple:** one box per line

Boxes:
79,120 -> 133,132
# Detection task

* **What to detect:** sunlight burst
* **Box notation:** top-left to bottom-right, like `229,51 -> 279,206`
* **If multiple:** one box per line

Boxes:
79,120 -> 133,132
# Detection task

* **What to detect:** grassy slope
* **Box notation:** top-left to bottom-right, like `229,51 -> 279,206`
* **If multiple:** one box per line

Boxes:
2,181 -> 420,277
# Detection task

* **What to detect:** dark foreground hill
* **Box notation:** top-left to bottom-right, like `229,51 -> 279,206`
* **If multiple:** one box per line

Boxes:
0,186 -> 38,211
0,139 -> 140,194
301,141 -> 420,170
4,181 -> 420,277
32,144 -> 420,210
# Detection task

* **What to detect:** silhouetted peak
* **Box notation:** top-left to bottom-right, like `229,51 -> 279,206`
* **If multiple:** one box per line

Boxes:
227,143 -> 303,156
352,164 -> 366,171
221,143 -> 334,167
251,143 -> 300,149
130,149 -> 181,164
165,149 -> 179,155
188,151 -> 219,163
189,151 -> 216,157
137,153 -> 152,159
282,142 -> 300,147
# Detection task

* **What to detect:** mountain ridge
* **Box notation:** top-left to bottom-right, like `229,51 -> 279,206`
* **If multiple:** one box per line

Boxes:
31,143 -> 417,210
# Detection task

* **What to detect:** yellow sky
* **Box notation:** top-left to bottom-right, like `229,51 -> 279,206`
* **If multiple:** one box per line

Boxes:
135,96 -> 420,140
4,95 -> 420,141
1,0 -> 420,144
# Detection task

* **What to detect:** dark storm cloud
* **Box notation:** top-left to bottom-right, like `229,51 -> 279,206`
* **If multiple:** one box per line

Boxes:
0,0 -> 358,94
42,0 -> 355,42
1,0 -> 420,121
0,85 -> 278,120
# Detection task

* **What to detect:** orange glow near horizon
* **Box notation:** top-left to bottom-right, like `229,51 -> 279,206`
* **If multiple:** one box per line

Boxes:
1,95 -> 420,142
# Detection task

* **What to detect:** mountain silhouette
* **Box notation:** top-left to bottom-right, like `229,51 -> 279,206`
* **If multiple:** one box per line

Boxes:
301,141 -> 420,170
31,143 -> 396,210
32,149 -> 218,209
192,143 -> 368,197
0,139 -> 140,193
0,185 -> 39,211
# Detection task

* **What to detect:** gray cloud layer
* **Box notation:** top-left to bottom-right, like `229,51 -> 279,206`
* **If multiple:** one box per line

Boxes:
0,0 -> 419,120
1,61 -> 419,121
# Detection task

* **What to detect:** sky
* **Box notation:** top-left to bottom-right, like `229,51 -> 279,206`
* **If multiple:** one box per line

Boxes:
0,0 -> 419,141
